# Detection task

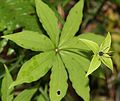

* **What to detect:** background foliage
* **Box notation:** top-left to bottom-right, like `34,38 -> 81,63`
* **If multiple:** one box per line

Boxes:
0,0 -> 120,101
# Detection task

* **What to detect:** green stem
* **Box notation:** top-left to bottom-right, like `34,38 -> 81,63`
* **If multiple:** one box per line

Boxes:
39,87 -> 50,101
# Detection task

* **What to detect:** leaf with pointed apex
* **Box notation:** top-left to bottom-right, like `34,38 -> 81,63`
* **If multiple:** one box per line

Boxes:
60,0 -> 84,45
50,54 -> 68,101
10,51 -> 55,88
79,39 -> 99,54
100,54 -> 113,70
79,33 -> 105,45
60,33 -> 104,50
61,51 -> 90,101
35,0 -> 60,46
14,88 -> 37,101
86,55 -> 101,76
100,32 -> 111,52
2,31 -> 54,51
1,65 -> 13,101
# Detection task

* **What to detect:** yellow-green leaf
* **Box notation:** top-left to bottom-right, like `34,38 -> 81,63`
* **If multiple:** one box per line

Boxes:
14,88 -> 37,101
61,51 -> 90,101
100,54 -> 113,71
86,55 -> 101,76
2,31 -> 54,51
35,0 -> 60,46
60,0 -> 84,46
63,51 -> 90,71
1,65 -> 13,101
10,51 -> 55,88
60,33 -> 104,50
50,54 -> 68,101
100,32 -> 111,52
79,39 -> 99,54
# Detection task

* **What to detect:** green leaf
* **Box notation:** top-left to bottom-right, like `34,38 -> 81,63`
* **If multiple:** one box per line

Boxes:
79,33 -> 105,45
60,33 -> 104,50
100,54 -> 113,70
2,31 -> 54,51
10,51 -> 55,88
79,39 -> 99,54
60,0 -> 84,45
100,32 -> 111,52
35,0 -> 60,46
0,0 -> 41,33
61,51 -> 90,101
14,88 -> 37,101
86,55 -> 101,76
0,39 -> 8,53
64,51 -> 90,71
1,65 -> 13,101
59,37 -> 88,50
37,95 -> 46,101
50,54 -> 68,101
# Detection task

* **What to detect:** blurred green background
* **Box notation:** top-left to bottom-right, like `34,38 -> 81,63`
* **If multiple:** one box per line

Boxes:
0,0 -> 120,101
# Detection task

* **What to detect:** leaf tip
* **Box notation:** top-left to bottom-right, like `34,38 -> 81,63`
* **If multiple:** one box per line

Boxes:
85,73 -> 90,77
3,64 -> 8,71
108,32 -> 111,35
1,35 -> 9,40
106,32 -> 111,39
1,36 -> 5,39
9,82 -> 16,89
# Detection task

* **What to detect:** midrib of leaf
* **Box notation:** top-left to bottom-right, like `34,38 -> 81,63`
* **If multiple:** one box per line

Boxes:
60,51 -> 90,101
59,0 -> 84,46
14,88 -> 37,101
40,8 -> 56,38
50,53 -> 68,101
17,52 -> 54,80
36,0 -> 60,46
26,53 -> 52,74
9,51 -> 55,88
61,49 -> 88,59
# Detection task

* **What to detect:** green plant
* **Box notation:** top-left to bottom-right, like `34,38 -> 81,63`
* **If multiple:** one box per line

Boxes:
79,32 -> 113,76
1,0 -> 113,101
0,0 -> 40,34
1,65 -> 37,101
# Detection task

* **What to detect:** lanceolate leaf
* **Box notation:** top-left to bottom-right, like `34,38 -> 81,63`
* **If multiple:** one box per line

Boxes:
10,51 -> 55,88
1,65 -> 13,101
2,31 -> 54,51
63,51 -> 90,71
50,54 -> 68,101
100,54 -> 113,70
79,33 -> 105,45
100,32 -> 111,52
60,0 -> 84,46
86,55 -> 101,76
79,39 -> 99,54
35,0 -> 60,46
14,88 -> 37,101
61,51 -> 90,101
60,33 -> 104,50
